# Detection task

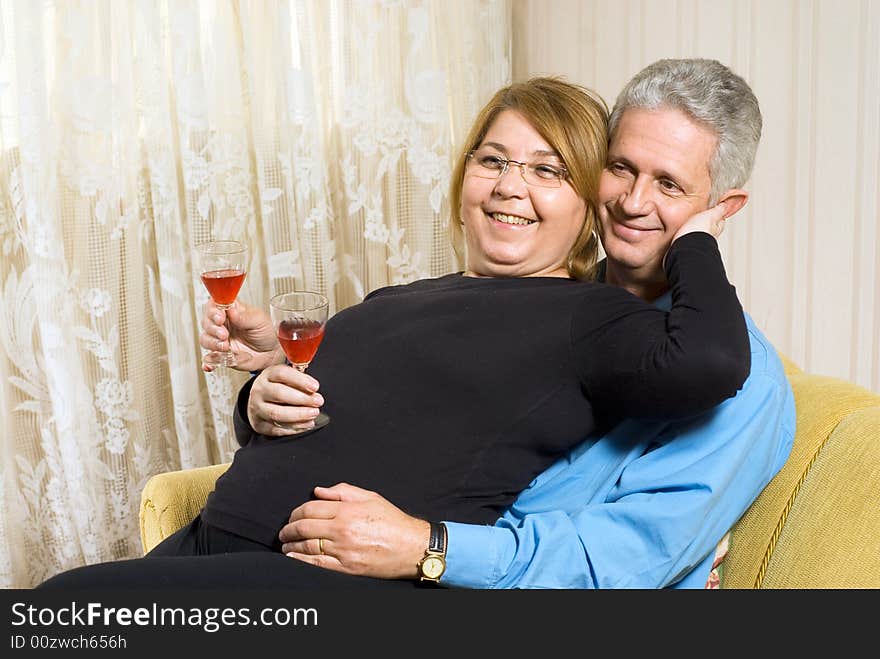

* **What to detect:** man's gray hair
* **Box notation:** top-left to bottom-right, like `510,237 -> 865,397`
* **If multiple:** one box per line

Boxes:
608,58 -> 762,203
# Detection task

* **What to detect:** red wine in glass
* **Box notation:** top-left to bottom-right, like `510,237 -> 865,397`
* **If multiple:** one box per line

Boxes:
270,291 -> 330,433
196,240 -> 249,368
201,269 -> 246,306
277,320 -> 325,366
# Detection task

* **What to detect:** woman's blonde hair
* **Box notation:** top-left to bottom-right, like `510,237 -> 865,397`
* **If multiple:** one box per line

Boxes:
449,77 -> 609,280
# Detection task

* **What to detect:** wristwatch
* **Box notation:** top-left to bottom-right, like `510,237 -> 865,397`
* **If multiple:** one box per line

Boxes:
417,522 -> 447,582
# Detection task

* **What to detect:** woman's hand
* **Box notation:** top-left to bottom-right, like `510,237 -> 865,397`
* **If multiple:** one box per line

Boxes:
247,365 -> 325,436
671,200 -> 729,242
278,483 -> 431,580
200,299 -> 282,373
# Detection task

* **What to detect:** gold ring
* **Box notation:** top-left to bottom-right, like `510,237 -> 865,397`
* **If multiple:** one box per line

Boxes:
273,420 -> 284,429
318,538 -> 324,555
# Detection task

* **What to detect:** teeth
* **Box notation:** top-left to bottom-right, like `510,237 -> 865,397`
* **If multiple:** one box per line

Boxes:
492,213 -> 535,226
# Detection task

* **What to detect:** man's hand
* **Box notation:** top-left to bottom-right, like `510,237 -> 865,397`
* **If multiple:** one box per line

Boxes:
247,365 -> 325,435
279,483 -> 431,580
200,299 -> 282,372
671,200 -> 729,242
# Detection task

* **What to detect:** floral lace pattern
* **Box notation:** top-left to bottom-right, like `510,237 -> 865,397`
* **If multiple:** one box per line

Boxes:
0,0 -> 511,586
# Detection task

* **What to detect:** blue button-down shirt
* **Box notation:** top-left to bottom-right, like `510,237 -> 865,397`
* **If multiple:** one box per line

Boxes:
442,293 -> 796,589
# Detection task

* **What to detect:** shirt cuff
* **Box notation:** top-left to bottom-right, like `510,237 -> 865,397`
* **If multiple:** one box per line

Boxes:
441,521 -> 510,589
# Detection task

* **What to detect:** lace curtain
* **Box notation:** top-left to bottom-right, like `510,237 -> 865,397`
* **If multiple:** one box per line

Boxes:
0,0 -> 510,587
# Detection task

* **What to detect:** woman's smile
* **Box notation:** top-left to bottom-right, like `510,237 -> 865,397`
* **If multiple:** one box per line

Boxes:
487,211 -> 538,227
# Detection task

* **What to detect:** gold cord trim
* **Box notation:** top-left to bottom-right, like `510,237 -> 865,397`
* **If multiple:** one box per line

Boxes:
753,426 -> 838,588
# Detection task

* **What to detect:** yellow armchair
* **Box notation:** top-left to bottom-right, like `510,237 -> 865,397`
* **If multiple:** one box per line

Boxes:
722,359 -> 880,588
139,463 -> 230,555
139,358 -> 880,588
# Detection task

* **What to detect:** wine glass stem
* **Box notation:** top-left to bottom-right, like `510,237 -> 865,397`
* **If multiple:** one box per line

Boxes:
217,303 -> 234,365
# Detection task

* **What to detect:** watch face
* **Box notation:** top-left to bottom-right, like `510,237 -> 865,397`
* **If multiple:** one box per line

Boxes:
422,556 -> 445,579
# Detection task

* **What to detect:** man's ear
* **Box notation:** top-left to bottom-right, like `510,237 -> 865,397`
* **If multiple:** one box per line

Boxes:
716,189 -> 748,219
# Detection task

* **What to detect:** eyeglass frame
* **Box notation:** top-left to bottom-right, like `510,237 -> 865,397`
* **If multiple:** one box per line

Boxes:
465,148 -> 570,188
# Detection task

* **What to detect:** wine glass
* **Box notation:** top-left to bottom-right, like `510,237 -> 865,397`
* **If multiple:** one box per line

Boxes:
269,291 -> 330,432
197,240 -> 249,368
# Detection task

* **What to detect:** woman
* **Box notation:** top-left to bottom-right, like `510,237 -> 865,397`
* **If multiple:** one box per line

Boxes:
39,77 -> 744,589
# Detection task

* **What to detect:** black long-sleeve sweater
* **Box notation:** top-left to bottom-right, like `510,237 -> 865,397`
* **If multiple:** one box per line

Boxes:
202,233 -> 749,546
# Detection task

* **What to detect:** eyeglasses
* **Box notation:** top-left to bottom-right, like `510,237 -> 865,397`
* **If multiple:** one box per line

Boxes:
466,148 -> 569,188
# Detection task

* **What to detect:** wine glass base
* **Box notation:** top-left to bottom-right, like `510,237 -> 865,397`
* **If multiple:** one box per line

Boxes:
275,412 -> 330,435
203,351 -> 237,368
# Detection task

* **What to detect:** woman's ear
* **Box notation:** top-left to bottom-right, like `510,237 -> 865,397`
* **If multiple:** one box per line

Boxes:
716,190 -> 749,219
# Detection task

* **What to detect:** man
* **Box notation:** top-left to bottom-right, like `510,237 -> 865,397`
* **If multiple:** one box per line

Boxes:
213,59 -> 796,588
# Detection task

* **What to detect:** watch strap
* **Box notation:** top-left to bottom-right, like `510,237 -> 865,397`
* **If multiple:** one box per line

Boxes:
428,521 -> 447,554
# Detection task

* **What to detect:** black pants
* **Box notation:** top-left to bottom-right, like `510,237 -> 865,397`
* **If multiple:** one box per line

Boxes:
37,515 -> 428,590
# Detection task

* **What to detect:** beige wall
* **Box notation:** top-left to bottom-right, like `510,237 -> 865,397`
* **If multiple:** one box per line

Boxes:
513,0 -> 880,393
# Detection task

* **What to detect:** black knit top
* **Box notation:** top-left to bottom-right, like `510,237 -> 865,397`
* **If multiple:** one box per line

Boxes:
202,233 -> 749,546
